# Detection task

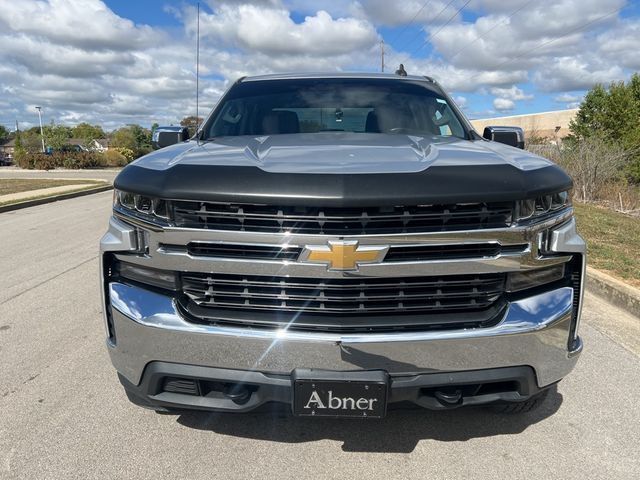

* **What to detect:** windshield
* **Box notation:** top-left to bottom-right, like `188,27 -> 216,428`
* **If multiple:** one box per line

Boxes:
204,78 -> 468,140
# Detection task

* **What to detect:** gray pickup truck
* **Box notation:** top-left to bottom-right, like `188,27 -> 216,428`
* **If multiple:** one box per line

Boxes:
100,73 -> 584,418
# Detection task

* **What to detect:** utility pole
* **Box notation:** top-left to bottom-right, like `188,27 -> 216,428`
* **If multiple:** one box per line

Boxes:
35,106 -> 45,153
380,40 -> 385,73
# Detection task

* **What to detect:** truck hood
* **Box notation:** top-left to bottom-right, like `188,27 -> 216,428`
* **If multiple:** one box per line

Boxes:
133,132 -> 552,173
115,133 -> 572,207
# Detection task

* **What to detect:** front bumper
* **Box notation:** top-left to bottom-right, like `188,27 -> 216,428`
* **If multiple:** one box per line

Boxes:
106,280 -> 582,411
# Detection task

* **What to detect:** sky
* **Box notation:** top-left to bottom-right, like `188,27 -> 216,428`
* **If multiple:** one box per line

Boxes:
0,0 -> 639,131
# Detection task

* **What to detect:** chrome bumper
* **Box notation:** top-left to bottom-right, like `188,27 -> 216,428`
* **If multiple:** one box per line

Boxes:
107,281 -> 582,388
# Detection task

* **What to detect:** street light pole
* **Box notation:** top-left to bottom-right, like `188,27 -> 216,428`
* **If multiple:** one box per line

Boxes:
35,106 -> 45,153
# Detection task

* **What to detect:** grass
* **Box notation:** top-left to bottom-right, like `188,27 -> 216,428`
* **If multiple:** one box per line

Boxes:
0,179 -> 110,207
0,178 -> 105,196
574,202 -> 640,287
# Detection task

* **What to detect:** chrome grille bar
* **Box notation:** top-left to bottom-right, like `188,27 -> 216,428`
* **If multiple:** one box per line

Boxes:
181,273 -> 506,315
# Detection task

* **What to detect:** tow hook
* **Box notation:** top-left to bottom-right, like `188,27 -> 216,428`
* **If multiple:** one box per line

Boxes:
223,384 -> 251,404
434,389 -> 463,407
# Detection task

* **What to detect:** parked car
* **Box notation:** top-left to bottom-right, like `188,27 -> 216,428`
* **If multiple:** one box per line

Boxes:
0,151 -> 13,165
101,73 -> 584,417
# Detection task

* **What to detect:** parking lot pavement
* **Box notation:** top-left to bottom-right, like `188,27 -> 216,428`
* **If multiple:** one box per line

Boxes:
1,192 -> 639,480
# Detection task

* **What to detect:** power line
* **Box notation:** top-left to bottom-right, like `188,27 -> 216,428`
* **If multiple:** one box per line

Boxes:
370,1 -> 433,72
387,0 -> 455,68
398,0 -> 473,65
489,6 -> 622,71
446,0 -> 534,62
386,0 -> 457,67
385,1 -> 432,47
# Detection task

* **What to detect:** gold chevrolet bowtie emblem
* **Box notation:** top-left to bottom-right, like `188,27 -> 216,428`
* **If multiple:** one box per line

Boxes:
301,241 -> 388,271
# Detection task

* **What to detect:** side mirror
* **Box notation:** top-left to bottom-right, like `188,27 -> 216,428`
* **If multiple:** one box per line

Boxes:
482,126 -> 525,149
152,126 -> 189,150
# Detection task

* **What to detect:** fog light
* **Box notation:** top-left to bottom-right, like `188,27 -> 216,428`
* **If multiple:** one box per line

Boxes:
116,261 -> 177,290
163,377 -> 200,396
507,264 -> 565,292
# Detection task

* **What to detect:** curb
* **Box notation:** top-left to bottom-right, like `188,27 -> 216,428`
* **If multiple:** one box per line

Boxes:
0,185 -> 113,213
587,267 -> 640,319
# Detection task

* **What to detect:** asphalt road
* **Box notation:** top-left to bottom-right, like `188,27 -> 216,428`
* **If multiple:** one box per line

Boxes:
1,191 -> 639,480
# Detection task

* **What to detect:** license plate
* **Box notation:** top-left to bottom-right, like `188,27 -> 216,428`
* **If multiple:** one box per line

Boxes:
292,369 -> 388,418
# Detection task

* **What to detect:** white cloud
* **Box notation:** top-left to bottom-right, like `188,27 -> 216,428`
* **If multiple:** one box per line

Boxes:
493,98 -> 515,111
430,0 -> 625,78
399,60 -> 527,92
596,20 -> 640,70
534,57 -> 625,92
453,96 -> 467,108
553,93 -> 582,103
185,4 -> 378,56
0,0 -> 161,51
489,86 -> 533,101
354,0 -> 462,27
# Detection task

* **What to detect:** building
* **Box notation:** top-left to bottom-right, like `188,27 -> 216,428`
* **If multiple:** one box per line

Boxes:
470,108 -> 579,141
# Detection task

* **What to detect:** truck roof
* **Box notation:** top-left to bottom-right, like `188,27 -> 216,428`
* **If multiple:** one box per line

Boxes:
240,72 -> 436,83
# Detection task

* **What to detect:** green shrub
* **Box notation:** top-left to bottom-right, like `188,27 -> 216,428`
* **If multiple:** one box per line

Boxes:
32,154 -> 60,171
13,151 -> 107,170
102,149 -> 129,167
59,151 -> 105,169
113,147 -> 135,162
626,157 -> 640,184
14,150 -> 34,169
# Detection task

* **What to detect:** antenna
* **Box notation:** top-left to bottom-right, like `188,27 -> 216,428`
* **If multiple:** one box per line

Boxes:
380,40 -> 385,73
195,2 -> 200,143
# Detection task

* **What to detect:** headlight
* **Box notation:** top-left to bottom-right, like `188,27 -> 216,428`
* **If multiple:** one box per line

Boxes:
114,189 -> 170,222
516,190 -> 572,222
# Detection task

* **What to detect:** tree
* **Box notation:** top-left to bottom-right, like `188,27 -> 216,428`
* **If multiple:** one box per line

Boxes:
20,130 -> 44,153
569,73 -> 640,182
110,124 -> 152,159
43,122 -> 72,150
110,127 -> 137,152
180,116 -> 203,136
0,125 -> 8,144
72,123 -> 105,145
13,129 -> 25,162
129,124 -> 152,154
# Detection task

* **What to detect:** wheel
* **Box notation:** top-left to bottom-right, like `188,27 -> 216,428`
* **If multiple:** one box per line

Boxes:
489,389 -> 549,413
